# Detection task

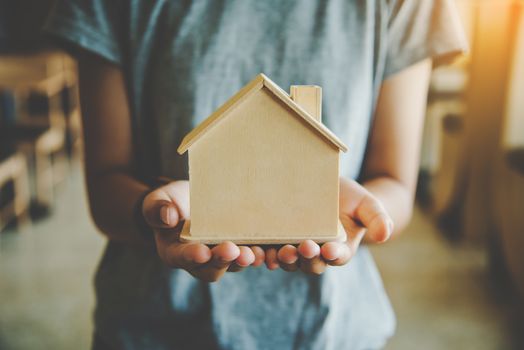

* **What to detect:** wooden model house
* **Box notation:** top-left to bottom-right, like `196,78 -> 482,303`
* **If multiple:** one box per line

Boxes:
177,74 -> 348,244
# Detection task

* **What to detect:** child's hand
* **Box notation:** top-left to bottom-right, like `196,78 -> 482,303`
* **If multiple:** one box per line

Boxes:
269,178 -> 393,274
142,181 -> 265,282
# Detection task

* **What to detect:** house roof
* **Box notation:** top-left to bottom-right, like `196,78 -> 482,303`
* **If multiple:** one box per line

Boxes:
177,73 -> 348,154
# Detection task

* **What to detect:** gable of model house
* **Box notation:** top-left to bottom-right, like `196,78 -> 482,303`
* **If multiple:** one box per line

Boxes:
177,73 -> 348,155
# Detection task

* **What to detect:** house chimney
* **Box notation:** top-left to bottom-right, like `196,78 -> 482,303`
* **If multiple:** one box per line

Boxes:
290,85 -> 322,122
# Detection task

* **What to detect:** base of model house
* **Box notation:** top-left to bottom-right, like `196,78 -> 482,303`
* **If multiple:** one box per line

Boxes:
179,219 -> 347,245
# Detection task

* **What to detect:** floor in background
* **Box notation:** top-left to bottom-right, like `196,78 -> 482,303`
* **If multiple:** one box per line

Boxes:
370,211 -> 522,350
0,165 -> 521,350
0,165 -> 105,350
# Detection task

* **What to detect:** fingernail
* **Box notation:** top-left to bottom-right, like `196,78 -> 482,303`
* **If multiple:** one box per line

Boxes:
160,206 -> 172,225
387,220 -> 394,236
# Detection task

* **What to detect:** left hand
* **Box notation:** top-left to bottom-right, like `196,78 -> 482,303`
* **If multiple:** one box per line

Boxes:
266,178 -> 394,274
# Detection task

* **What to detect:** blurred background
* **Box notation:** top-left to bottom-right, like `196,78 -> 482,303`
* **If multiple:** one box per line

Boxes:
0,0 -> 523,349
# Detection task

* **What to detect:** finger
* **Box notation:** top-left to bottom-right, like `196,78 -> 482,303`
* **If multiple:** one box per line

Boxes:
297,240 -> 319,259
265,248 -> 280,270
323,217 -> 367,266
251,246 -> 265,267
209,241 -> 240,269
235,246 -> 256,267
298,240 -> 326,275
277,245 -> 299,272
277,245 -> 299,264
227,246 -> 256,273
321,242 -> 352,266
191,242 -> 240,282
163,242 -> 212,269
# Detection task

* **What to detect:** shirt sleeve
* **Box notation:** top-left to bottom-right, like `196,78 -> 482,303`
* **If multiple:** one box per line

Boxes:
44,0 -> 124,64
384,0 -> 469,78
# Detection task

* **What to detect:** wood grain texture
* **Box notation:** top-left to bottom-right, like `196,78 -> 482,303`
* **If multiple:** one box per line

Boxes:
181,87 -> 343,243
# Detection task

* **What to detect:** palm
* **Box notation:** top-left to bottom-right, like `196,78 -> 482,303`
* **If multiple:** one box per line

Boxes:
144,178 -> 392,279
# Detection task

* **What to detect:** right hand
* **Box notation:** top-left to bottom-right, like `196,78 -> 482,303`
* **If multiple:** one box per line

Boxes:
142,180 -> 265,282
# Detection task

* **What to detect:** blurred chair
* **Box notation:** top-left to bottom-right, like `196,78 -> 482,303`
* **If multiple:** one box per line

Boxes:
0,90 -> 30,230
419,1 -> 524,304
0,50 -> 79,210
492,4 -> 524,301
0,151 -> 30,231
421,66 -> 468,232
418,0 -> 473,233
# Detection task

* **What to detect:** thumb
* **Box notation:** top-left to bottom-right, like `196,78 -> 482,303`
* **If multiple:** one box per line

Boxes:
160,204 -> 180,227
142,181 -> 189,229
354,194 -> 393,243
143,196 -> 181,229
340,178 -> 393,243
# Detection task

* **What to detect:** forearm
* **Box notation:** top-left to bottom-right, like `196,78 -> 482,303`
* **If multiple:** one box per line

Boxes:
77,53 -> 153,244
362,176 -> 414,239
357,60 -> 431,241
86,170 -> 150,244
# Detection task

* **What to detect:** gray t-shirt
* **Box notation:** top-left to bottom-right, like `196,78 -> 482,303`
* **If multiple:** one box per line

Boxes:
46,1 -> 467,349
